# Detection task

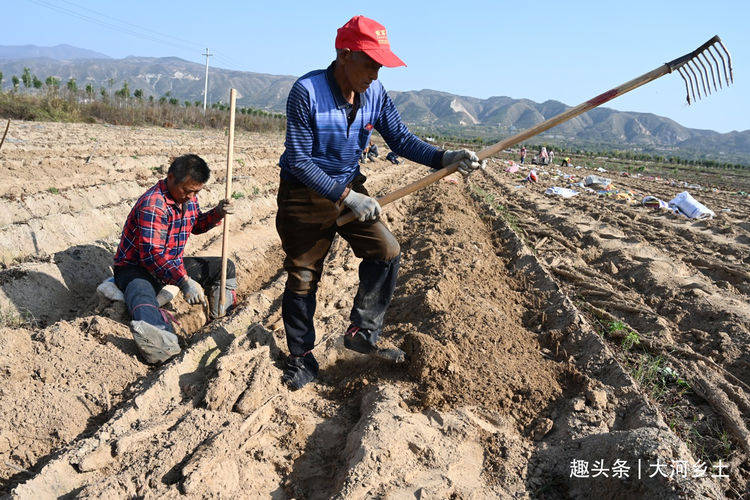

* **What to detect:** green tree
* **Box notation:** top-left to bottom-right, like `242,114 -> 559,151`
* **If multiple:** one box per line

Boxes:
45,76 -> 60,89
100,87 -> 107,100
85,83 -> 94,97
33,75 -> 42,89
184,100 -> 191,107
66,78 -> 77,94
11,75 -> 20,90
114,81 -> 130,99
21,67 -> 32,88
0,71 -> 3,90
169,97 -> 178,106
148,95 -> 154,104
133,88 -> 143,99
158,96 -> 167,105
194,100 -> 200,107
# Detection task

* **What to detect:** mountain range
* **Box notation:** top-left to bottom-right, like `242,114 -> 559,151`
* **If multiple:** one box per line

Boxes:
1,45 -> 748,164
0,44 -> 110,61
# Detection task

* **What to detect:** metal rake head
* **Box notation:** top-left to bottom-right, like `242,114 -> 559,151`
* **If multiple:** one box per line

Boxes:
667,35 -> 733,105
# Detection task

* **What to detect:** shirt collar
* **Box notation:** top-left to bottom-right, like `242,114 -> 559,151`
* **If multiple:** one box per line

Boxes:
158,179 -> 179,207
325,61 -> 361,110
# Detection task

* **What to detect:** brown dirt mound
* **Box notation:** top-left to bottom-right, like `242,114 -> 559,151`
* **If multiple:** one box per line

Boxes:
396,182 -> 564,428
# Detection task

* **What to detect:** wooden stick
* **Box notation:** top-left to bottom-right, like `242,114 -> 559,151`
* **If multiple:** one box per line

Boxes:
218,89 -> 237,315
337,64 -> 672,226
0,119 -> 10,152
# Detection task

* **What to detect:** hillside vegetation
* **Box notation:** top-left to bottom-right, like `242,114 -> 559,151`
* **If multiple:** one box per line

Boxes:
1,54 -> 748,164
0,87 -> 285,133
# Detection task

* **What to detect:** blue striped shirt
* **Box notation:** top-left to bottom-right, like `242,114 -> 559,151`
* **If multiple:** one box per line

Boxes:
279,62 -> 444,202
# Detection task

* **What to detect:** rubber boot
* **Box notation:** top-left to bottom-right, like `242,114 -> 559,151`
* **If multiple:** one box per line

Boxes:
130,320 -> 181,364
209,277 -> 238,319
281,352 -> 319,390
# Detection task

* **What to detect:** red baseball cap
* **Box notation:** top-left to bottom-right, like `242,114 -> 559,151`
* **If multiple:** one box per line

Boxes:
335,16 -> 406,68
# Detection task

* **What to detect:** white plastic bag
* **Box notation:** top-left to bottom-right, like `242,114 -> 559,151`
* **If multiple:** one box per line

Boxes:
668,191 -> 715,219
545,187 -> 579,198
584,175 -> 612,189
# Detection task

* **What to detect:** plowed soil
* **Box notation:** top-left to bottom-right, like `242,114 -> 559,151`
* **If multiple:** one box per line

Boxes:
0,120 -> 748,498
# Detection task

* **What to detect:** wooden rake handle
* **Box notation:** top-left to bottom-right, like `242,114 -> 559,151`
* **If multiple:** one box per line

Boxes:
336,35 -> 728,226
218,89 -> 237,315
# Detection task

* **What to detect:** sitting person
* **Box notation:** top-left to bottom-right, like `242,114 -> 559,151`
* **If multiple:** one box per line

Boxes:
113,154 -> 236,363
366,140 -> 380,162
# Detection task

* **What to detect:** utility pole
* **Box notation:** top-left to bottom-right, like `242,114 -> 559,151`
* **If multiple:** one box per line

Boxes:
202,48 -> 212,112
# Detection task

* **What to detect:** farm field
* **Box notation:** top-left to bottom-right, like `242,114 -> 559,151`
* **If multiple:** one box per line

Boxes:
0,120 -> 749,498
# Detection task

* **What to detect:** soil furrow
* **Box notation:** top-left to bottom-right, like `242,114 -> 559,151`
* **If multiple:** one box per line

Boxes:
2,121 -> 747,497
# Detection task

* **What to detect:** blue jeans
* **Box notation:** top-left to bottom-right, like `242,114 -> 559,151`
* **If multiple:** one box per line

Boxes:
114,257 -> 236,331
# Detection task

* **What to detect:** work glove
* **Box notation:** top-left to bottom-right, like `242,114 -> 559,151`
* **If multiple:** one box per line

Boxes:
343,190 -> 381,222
216,199 -> 234,217
442,149 -> 486,176
179,277 -> 206,305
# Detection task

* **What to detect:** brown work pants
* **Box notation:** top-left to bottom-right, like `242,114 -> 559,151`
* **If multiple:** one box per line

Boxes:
275,175 -> 401,356
276,176 -> 400,294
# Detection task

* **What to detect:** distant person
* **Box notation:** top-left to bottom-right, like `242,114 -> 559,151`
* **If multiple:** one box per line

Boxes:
113,154 -> 236,364
549,150 -> 555,162
561,157 -> 570,167
520,146 -> 527,164
536,146 -> 549,165
367,139 -> 380,162
386,151 -> 402,164
275,15 -> 485,390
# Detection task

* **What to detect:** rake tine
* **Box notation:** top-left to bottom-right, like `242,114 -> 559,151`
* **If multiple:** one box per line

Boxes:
685,60 -> 702,100
705,47 -> 723,90
689,60 -> 708,99
716,39 -> 734,84
699,53 -> 718,92
694,55 -> 711,95
676,67 -> 692,105
683,66 -> 698,104
711,44 -> 731,87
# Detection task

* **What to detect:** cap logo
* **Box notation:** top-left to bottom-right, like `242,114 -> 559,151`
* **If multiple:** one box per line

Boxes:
374,29 -> 389,45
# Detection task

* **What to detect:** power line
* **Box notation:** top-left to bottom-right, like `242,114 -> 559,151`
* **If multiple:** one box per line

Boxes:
25,0 -> 246,70
26,0 -> 197,53
54,0 -> 204,51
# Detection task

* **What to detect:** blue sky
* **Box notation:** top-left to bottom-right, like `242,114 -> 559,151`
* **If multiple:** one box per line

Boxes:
5,0 -> 748,133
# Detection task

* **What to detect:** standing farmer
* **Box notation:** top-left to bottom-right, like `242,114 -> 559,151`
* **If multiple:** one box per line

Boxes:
276,15 -> 484,389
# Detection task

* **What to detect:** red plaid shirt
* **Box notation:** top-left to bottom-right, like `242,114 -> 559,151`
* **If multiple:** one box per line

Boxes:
114,179 -> 222,284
